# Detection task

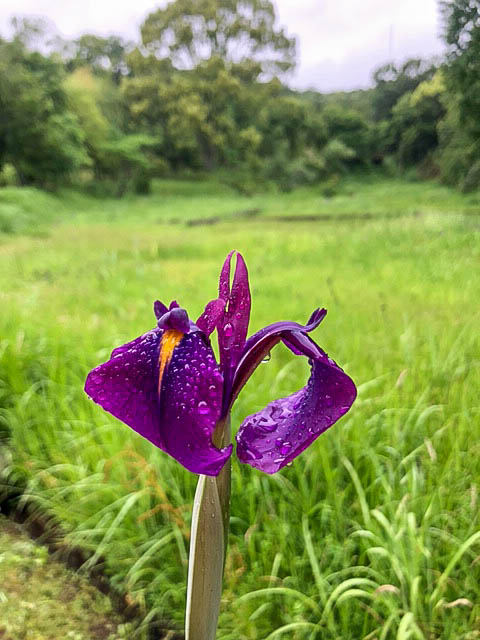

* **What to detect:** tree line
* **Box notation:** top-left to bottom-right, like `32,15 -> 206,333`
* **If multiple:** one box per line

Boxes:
0,0 -> 479,195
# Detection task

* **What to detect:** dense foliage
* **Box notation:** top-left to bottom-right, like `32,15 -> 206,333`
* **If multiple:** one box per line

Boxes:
0,0 -> 479,194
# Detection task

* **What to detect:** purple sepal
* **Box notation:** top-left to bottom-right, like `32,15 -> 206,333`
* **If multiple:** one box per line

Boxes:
236,352 -> 356,474
228,310 -> 327,409
85,328 -> 232,476
85,329 -> 164,448
218,251 -> 251,382
159,332 -> 232,476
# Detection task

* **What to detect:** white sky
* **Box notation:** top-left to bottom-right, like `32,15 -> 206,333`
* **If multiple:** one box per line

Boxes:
0,0 -> 445,92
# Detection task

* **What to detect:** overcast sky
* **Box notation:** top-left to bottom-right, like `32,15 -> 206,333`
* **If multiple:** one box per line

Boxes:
0,0 -> 445,92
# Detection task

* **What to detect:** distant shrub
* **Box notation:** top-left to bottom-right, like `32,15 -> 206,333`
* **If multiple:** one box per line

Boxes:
0,164 -> 17,187
262,143 -> 328,192
461,160 -> 480,193
321,174 -> 340,198
0,187 -> 61,234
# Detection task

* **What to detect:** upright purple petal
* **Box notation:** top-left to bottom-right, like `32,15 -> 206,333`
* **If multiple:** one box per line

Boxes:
218,250 -> 234,303
236,352 -> 356,474
217,251 -> 251,382
154,300 -> 168,320
196,298 -> 226,337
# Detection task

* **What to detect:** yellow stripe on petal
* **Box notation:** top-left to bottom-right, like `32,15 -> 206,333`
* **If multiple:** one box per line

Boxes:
158,329 -> 184,394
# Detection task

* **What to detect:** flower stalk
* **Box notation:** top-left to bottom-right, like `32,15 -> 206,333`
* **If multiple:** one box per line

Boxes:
185,417 -> 231,640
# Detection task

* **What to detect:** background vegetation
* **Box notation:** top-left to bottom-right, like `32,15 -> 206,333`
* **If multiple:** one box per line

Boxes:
1,176 -> 479,638
0,0 -> 479,196
0,1 -> 479,639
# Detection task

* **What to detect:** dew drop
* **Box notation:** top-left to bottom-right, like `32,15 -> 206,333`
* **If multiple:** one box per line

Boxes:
208,385 -> 217,397
243,447 -> 261,460
224,323 -> 234,337
197,401 -> 210,415
262,352 -> 271,363
280,442 -> 292,455
257,422 -> 276,433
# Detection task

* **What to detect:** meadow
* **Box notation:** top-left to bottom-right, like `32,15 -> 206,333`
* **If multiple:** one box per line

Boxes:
0,176 -> 479,639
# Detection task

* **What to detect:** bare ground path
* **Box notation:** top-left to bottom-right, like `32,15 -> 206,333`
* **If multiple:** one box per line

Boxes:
0,516 -> 129,640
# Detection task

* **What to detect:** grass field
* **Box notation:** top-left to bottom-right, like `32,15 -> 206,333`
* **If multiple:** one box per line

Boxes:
0,176 -> 479,639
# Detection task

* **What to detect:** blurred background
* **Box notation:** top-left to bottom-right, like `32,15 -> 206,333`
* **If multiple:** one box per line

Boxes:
0,1 -> 479,639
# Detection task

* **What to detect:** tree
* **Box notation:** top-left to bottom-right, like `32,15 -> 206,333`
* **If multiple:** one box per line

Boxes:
389,74 -> 445,167
124,55 -> 263,171
372,58 -> 437,122
95,134 -> 157,196
0,38 -> 88,187
441,0 -> 480,135
322,105 -> 371,165
66,34 -> 132,83
140,0 -> 296,79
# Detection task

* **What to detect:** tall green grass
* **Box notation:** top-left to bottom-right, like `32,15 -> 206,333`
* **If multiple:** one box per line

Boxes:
0,178 -> 479,638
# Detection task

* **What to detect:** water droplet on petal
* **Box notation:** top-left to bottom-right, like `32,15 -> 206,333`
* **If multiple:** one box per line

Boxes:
224,322 -> 234,337
243,446 -> 262,460
208,385 -> 217,397
262,352 -> 271,363
280,442 -> 292,455
197,401 -> 210,415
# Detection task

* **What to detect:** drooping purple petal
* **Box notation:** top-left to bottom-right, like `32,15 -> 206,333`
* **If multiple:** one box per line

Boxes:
159,331 -> 232,476
217,252 -> 251,382
85,327 -> 231,476
196,298 -> 226,337
242,308 -> 326,356
227,310 -> 327,409
236,352 -> 356,474
85,329 -> 164,448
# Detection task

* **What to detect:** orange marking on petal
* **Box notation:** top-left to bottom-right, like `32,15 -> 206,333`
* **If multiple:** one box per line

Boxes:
158,329 -> 184,395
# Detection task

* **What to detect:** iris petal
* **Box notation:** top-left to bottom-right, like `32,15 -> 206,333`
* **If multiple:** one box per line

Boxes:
159,332 -> 232,476
85,328 -> 231,476
196,298 -> 226,337
236,351 -> 356,474
218,251 -> 251,383
85,329 -> 164,448
228,311 -> 327,409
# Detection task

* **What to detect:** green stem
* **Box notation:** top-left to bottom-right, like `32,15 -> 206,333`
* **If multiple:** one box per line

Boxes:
185,417 -> 231,640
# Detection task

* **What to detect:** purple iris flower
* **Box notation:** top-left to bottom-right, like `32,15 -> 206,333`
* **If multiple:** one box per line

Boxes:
85,251 -> 356,476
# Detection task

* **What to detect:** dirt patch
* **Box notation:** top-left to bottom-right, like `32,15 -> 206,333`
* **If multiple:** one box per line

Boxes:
0,516 -> 131,639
